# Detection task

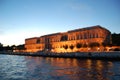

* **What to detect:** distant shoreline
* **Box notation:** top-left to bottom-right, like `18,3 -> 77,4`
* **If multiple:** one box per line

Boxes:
0,51 -> 120,60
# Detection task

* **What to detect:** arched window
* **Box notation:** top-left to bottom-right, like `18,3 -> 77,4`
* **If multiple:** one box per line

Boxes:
80,35 -> 82,39
90,34 -> 92,38
91,34 -> 94,38
84,33 -> 87,39
60,35 -> 68,41
71,36 -> 73,40
77,35 -> 79,40
36,39 -> 40,44
96,33 -> 98,38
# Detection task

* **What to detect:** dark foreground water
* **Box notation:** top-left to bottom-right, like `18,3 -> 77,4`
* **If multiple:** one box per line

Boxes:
0,54 -> 120,80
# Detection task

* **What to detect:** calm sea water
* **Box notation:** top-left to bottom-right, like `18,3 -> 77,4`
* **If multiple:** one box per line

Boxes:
0,54 -> 120,80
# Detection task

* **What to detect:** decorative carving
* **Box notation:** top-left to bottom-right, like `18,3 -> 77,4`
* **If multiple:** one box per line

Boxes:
25,25 -> 111,52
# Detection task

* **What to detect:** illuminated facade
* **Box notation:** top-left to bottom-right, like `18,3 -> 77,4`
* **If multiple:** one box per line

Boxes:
25,25 -> 111,52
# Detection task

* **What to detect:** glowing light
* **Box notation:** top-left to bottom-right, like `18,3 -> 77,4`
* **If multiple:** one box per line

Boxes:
25,26 -> 111,52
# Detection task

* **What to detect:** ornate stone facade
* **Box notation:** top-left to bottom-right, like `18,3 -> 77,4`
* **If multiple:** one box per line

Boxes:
25,25 -> 111,52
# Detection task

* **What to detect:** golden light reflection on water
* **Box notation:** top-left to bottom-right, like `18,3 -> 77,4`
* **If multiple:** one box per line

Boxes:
86,59 -> 92,69
25,57 -> 117,80
96,60 -> 103,71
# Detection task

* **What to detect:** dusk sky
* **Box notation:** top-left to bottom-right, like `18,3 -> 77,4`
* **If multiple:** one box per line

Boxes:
0,0 -> 120,46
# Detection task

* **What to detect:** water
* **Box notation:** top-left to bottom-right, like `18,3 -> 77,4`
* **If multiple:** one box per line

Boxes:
0,54 -> 120,80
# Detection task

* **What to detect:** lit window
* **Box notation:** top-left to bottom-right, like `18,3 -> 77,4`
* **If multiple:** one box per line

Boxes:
36,39 -> 40,44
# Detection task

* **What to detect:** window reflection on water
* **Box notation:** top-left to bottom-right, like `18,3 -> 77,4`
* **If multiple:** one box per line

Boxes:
25,56 -> 120,80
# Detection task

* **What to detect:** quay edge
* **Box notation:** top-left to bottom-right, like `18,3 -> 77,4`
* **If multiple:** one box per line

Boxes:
0,51 -> 120,60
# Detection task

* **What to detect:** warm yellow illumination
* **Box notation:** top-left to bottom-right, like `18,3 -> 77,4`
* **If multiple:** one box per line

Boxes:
25,25 -> 111,52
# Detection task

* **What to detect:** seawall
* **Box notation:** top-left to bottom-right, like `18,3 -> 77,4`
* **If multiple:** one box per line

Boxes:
0,51 -> 120,60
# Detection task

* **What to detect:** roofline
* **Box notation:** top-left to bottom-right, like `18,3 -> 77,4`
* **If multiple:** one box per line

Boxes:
25,37 -> 38,40
25,25 -> 111,40
68,25 -> 110,33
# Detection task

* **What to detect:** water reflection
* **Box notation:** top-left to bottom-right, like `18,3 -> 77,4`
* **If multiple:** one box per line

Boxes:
25,56 -> 120,80
0,54 -> 120,80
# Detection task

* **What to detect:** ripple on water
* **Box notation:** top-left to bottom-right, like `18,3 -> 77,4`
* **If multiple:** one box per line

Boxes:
0,54 -> 120,80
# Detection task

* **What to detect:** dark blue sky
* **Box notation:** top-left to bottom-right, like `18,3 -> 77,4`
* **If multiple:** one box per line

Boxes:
0,0 -> 120,45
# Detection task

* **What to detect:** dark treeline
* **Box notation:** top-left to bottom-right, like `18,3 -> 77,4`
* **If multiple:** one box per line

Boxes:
0,44 -> 25,52
112,33 -> 120,46
0,33 -> 120,52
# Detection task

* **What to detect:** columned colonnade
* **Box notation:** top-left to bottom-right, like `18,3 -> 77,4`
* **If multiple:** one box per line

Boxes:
25,25 -> 111,52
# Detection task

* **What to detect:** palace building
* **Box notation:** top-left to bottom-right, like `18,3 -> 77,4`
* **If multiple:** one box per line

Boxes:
25,25 -> 111,52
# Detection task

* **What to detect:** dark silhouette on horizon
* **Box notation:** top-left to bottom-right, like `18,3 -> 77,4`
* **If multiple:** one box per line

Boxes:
0,33 -> 120,52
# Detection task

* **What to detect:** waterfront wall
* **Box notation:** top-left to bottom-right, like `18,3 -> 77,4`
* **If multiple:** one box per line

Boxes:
0,51 -> 120,60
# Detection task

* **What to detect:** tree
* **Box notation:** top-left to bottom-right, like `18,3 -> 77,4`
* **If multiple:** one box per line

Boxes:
114,48 -> 120,51
83,44 -> 87,48
63,45 -> 68,49
16,44 -> 25,50
70,45 -> 74,50
0,43 -> 4,51
11,45 -> 16,50
102,42 -> 107,47
76,43 -> 82,48
89,42 -> 100,48
4,45 -> 12,51
0,43 -> 3,47
112,33 -> 120,46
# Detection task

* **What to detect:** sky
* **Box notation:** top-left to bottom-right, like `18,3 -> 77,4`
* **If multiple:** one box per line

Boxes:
0,0 -> 120,46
